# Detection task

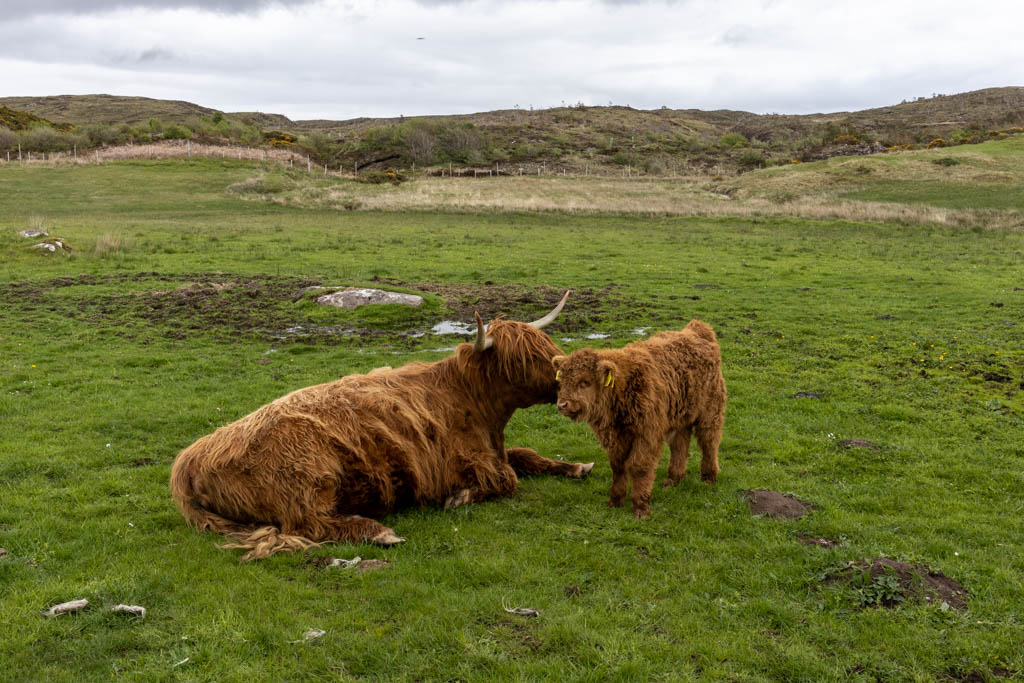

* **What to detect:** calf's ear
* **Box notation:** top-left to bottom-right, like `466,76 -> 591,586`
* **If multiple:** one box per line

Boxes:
551,355 -> 567,370
597,359 -> 618,389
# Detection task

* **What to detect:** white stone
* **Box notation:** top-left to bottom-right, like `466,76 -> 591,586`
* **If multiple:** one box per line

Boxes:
317,288 -> 423,310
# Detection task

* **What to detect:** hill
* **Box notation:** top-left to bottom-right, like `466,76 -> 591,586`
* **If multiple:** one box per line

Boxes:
2,88 -> 1023,173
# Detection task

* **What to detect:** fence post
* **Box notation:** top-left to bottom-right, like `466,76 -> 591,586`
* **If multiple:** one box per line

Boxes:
18,143 -> 21,161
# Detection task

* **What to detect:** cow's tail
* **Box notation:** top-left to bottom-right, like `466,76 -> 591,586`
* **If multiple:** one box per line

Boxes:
170,452 -> 320,562
685,319 -> 719,345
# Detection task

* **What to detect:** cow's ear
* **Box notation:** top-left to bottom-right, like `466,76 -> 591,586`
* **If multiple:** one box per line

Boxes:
551,355 -> 567,370
597,359 -> 618,389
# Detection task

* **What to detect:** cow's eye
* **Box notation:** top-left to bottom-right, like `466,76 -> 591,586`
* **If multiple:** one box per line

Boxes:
579,380 -> 590,388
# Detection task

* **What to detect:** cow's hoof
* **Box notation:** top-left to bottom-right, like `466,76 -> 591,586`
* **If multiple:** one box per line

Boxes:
663,475 -> 683,488
701,473 -> 718,484
608,498 -> 624,508
633,507 -> 650,520
444,488 -> 473,510
371,530 -> 406,546
573,462 -> 594,479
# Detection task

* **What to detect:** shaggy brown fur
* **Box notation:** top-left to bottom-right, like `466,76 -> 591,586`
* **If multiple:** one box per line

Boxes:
170,317 -> 592,561
552,320 -> 726,518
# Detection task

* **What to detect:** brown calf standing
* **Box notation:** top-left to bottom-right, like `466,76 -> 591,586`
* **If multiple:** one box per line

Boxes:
551,320 -> 726,518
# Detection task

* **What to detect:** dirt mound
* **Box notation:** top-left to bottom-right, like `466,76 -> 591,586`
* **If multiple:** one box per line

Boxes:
743,490 -> 817,519
826,557 -> 966,610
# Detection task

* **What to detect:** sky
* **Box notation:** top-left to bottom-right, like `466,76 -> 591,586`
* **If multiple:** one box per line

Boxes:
2,0 -> 1023,121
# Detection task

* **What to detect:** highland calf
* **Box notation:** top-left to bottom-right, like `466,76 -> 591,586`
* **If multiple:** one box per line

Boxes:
552,320 -> 726,518
170,291 -> 593,561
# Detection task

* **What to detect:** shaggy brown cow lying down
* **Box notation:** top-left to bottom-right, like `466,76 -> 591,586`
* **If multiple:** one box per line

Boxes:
170,291 -> 594,561
551,319 -> 726,518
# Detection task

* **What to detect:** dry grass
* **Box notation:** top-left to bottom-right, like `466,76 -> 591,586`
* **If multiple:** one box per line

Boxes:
0,140 -> 306,166
93,233 -> 132,258
258,173 -> 1024,230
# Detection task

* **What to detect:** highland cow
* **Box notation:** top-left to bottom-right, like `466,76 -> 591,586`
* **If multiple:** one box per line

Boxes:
170,291 -> 593,561
551,319 -> 725,518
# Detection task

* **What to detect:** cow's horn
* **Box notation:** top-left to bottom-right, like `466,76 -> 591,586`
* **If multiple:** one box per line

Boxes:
473,311 -> 493,352
528,290 -> 571,330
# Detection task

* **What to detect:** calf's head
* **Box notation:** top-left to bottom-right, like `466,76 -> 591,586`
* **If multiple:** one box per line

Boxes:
551,350 -> 618,422
456,290 -> 570,408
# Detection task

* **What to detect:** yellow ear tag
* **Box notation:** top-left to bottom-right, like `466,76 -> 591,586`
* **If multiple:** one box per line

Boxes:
604,371 -> 614,388
555,370 -> 561,381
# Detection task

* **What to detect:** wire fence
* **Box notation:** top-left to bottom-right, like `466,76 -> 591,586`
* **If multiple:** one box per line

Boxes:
0,138 -> 723,179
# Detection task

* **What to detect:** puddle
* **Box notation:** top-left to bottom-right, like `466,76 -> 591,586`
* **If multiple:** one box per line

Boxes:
584,333 -> 610,339
430,320 -> 475,335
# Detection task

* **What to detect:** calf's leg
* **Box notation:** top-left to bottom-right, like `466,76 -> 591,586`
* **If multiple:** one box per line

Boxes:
627,438 -> 664,518
664,425 -> 693,487
695,415 -> 723,483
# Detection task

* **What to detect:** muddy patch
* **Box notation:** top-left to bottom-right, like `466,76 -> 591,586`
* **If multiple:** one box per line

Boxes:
0,272 -> 640,344
743,489 -> 817,519
837,439 -> 880,450
791,391 -> 824,399
825,557 -> 966,610
368,276 -> 631,334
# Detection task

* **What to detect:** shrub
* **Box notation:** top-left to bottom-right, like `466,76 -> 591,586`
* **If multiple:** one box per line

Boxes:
0,128 -> 16,151
717,133 -> 748,148
927,138 -> 947,148
263,130 -> 297,146
356,168 -> 405,185
932,157 -> 961,167
832,134 -> 860,145
163,124 -> 192,140
738,149 -> 766,169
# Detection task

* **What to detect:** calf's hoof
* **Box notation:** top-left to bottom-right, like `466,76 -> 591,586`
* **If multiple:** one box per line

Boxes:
573,462 -> 595,479
663,475 -> 684,488
632,507 -> 650,519
701,472 -> 718,484
607,497 -> 624,508
371,530 -> 406,546
444,488 -> 473,510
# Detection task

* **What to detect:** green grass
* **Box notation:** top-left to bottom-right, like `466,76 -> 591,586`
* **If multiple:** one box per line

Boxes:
1,159 -> 1023,681
841,180 -> 1024,210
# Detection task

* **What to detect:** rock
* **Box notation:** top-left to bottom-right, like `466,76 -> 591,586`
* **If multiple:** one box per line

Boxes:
19,229 -> 48,238
30,238 -> 72,254
317,288 -> 423,310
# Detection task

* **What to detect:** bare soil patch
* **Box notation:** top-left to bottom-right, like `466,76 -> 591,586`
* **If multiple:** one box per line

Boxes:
369,276 -> 632,334
827,557 -> 967,610
837,439 -> 880,450
0,272 -> 638,343
743,490 -> 817,519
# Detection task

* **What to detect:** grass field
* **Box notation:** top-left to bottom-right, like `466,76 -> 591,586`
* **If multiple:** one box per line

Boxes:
1,155 -> 1022,681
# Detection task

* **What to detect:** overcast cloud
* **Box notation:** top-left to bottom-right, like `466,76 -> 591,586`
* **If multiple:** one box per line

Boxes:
2,0 -> 1022,121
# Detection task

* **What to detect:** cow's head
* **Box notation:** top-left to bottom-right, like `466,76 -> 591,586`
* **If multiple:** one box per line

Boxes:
457,290 -> 570,408
551,349 -> 618,422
